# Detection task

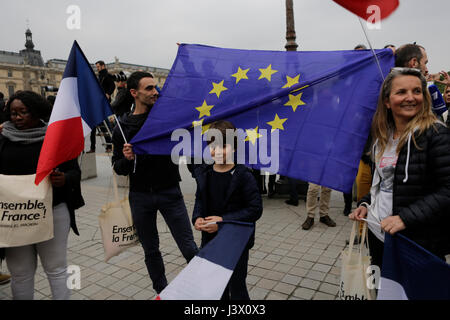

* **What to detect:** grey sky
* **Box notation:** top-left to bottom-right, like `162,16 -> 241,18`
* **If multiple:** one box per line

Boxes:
1,0 -> 448,73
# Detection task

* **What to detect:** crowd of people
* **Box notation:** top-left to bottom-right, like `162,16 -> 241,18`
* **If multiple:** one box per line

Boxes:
0,42 -> 449,300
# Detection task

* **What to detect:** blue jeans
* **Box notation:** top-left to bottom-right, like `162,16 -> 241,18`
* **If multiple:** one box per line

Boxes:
129,186 -> 198,293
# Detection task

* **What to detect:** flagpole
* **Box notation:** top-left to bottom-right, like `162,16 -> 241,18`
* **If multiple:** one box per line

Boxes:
113,114 -> 128,144
357,18 -> 386,81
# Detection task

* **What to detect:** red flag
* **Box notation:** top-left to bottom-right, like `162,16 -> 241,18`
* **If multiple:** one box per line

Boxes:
333,0 -> 399,20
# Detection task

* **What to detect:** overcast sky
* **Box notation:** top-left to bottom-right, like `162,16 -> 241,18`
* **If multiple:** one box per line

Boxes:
1,0 -> 448,73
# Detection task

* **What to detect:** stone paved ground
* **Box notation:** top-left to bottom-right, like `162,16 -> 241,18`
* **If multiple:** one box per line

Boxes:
1,151 -> 447,300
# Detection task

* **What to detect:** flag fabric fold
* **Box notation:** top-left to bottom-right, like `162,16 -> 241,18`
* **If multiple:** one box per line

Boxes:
35,41 -> 112,185
158,221 -> 254,300
333,0 -> 399,20
377,233 -> 450,300
131,44 -> 394,193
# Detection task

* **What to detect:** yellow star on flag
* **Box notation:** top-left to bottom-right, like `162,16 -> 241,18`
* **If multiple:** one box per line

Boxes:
284,92 -> 306,112
231,67 -> 250,84
192,119 -> 211,134
258,64 -> 278,82
195,100 -> 214,118
244,126 -> 263,145
282,74 -> 300,89
201,123 -> 211,135
267,114 -> 288,132
192,119 -> 204,127
209,80 -> 228,98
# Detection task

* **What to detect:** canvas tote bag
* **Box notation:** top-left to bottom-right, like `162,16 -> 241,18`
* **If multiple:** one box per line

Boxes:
98,172 -> 139,262
339,220 -> 376,300
0,174 -> 53,247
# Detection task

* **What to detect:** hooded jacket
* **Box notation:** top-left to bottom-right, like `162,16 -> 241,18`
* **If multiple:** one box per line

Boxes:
192,164 -> 263,249
111,111 -> 181,192
359,123 -> 450,257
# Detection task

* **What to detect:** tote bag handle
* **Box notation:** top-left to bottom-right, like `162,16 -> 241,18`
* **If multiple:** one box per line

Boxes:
348,220 -> 369,259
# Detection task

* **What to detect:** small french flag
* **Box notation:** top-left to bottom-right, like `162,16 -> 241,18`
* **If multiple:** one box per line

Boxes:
377,233 -> 450,300
158,221 -> 254,300
35,41 -> 112,185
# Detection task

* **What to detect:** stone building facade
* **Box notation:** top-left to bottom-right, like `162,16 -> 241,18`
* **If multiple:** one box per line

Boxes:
0,29 -> 170,100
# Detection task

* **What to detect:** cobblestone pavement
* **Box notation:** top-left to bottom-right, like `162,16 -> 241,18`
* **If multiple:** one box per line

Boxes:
0,152 -> 378,300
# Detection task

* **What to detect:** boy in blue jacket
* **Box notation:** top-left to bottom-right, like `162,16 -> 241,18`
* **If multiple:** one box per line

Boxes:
192,120 -> 263,300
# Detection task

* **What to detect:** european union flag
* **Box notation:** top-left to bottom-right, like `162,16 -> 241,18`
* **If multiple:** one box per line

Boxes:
131,44 -> 394,193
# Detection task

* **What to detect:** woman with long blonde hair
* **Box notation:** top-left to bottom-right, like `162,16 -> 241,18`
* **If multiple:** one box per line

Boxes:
350,67 -> 450,269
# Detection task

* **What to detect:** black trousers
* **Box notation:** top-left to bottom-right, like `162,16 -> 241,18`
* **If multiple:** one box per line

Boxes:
90,123 -> 113,151
343,193 -> 352,209
288,177 -> 300,202
221,249 -> 250,300
367,228 -> 384,270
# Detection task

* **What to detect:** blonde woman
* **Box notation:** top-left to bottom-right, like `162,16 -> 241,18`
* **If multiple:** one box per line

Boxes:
350,68 -> 450,268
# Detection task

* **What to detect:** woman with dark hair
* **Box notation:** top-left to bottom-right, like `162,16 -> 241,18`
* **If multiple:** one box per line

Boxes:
349,68 -> 450,268
0,90 -> 84,300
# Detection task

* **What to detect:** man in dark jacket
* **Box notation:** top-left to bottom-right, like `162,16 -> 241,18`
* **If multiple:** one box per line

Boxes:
111,71 -> 198,294
95,61 -> 116,100
88,61 -> 115,153
111,78 -> 133,117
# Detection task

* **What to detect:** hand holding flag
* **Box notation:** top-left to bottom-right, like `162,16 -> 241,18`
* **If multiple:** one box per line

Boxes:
35,41 -> 113,185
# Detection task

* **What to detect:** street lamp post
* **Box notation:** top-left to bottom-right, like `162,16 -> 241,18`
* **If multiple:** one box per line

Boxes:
280,0 -> 310,200
285,0 -> 298,51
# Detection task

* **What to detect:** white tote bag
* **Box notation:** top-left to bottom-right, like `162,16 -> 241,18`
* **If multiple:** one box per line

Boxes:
0,174 -> 53,247
98,172 -> 139,262
339,220 -> 376,300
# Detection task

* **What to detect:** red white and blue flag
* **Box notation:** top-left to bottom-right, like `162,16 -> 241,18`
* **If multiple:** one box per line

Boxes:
35,41 -> 112,185
157,221 -> 254,300
377,233 -> 450,300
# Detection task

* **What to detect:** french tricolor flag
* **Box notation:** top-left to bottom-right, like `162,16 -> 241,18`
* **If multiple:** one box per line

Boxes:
35,41 -> 112,185
158,221 -> 254,300
377,233 -> 450,300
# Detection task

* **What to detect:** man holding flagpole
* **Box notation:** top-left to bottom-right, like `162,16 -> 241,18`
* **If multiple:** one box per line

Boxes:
111,71 -> 198,294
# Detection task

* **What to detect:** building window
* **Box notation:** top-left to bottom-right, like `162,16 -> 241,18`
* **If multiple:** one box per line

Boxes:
8,86 -> 14,97
8,70 -> 13,77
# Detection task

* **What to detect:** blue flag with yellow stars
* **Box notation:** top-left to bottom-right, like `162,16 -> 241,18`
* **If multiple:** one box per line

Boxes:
131,44 -> 394,193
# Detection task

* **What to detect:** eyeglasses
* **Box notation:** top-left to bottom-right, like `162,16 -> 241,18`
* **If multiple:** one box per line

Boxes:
10,110 -> 30,118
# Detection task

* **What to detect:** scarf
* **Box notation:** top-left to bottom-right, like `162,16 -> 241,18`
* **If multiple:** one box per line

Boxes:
1,121 -> 47,144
